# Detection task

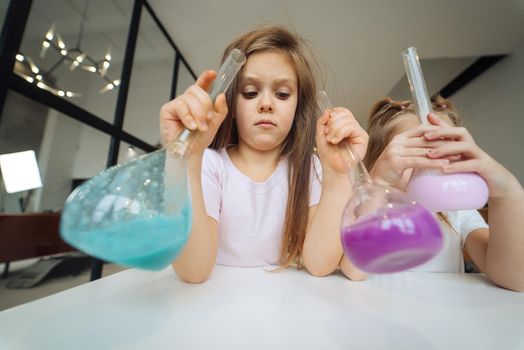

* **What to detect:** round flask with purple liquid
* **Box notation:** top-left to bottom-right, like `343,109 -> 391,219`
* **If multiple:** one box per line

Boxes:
340,183 -> 443,273
317,91 -> 444,274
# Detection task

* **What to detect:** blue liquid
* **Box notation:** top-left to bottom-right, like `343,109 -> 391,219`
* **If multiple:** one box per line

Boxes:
61,207 -> 191,270
60,150 -> 193,270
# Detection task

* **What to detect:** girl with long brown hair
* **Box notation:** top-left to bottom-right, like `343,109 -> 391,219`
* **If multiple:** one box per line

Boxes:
360,96 -> 524,291
160,26 -> 367,283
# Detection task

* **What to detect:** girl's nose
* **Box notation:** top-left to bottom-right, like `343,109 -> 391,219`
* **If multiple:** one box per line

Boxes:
257,94 -> 274,113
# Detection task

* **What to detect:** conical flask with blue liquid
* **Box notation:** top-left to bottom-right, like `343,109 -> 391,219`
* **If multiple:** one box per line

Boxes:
60,49 -> 246,270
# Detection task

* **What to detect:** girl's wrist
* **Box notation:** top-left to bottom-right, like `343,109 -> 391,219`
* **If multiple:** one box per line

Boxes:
320,181 -> 352,207
187,151 -> 204,165
322,171 -> 350,186
321,173 -> 351,194
488,170 -> 524,201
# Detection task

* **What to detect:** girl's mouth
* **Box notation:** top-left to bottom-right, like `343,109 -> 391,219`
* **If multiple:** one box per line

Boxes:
255,119 -> 276,127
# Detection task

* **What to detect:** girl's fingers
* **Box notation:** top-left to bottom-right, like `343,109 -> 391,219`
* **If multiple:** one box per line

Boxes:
172,99 -> 198,131
400,157 -> 449,170
326,109 -> 367,143
442,159 -> 483,174
316,112 -> 330,135
214,93 -> 228,116
427,141 -> 480,159
326,109 -> 355,136
399,124 -> 441,138
326,118 -> 361,143
318,111 -> 330,126
402,137 -> 448,149
195,70 -> 217,92
210,93 -> 228,128
424,126 -> 471,141
443,154 -> 463,162
186,84 -> 214,120
329,108 -> 357,123
398,147 -> 435,158
160,99 -> 180,123
427,112 -> 449,127
183,94 -> 208,131
315,112 -> 331,147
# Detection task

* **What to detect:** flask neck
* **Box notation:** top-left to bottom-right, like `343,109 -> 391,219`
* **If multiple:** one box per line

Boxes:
337,142 -> 373,189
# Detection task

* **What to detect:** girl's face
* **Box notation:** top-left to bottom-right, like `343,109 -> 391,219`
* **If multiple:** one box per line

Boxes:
235,50 -> 298,153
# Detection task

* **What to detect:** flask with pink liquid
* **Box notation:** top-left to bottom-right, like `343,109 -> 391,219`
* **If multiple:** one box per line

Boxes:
402,47 -> 488,212
317,91 -> 443,274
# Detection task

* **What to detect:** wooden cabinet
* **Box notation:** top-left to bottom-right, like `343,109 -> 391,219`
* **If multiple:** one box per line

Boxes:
0,213 -> 75,263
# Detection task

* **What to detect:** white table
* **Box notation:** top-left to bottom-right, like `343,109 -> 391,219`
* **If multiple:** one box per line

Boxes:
0,265 -> 523,350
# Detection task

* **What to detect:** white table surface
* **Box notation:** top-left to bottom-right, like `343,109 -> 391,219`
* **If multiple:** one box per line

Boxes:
0,265 -> 523,350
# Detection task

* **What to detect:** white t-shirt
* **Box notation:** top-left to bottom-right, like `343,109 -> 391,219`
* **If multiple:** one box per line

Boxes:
201,148 -> 322,267
410,209 -> 488,272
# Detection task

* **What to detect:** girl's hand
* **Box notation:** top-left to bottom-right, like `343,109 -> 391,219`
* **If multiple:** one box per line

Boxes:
425,113 -> 514,198
160,70 -> 228,159
370,122 -> 449,186
316,107 -> 368,178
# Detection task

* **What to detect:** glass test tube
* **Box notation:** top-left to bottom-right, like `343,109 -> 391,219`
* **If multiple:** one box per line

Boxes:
402,47 -> 432,124
171,48 -> 246,156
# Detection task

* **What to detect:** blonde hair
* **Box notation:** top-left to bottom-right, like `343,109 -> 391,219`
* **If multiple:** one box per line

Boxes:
364,95 -> 461,228
209,26 -> 319,268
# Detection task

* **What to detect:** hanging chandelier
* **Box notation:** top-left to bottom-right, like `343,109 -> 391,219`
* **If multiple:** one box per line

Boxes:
13,0 -> 120,98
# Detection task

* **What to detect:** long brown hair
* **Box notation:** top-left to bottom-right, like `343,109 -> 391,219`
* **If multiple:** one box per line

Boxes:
209,26 -> 319,268
364,95 -> 461,227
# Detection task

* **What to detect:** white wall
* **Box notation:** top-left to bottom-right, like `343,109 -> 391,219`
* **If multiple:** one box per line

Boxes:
389,57 -> 476,101
452,47 -> 524,184
123,60 -> 173,145
36,111 -> 83,211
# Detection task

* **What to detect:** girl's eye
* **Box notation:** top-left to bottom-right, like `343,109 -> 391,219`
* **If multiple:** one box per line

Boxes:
276,92 -> 290,99
242,91 -> 258,99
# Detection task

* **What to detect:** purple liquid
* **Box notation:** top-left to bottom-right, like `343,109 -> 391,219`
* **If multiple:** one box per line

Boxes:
341,203 -> 443,273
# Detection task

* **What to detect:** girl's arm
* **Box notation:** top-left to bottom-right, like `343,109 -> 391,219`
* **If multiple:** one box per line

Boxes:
304,177 -> 349,277
303,108 -> 368,279
167,155 -> 219,283
425,114 -> 524,291
160,71 -> 228,283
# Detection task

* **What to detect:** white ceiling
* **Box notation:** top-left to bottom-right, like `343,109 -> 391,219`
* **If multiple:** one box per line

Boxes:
148,0 -> 524,120
20,0 -> 524,121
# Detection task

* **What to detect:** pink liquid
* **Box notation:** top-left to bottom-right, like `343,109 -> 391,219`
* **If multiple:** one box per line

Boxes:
407,171 -> 488,212
341,203 -> 443,273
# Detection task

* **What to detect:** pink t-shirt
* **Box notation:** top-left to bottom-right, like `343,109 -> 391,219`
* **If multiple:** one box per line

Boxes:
201,148 -> 322,267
